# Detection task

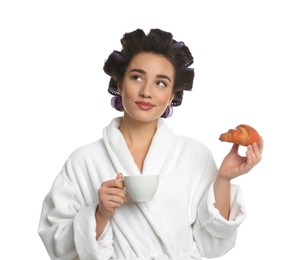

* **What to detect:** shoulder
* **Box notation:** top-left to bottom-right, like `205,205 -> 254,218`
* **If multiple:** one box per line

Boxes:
175,135 -> 211,153
161,119 -> 213,160
67,118 -> 119,162
58,139 -> 106,184
67,139 -> 105,163
160,119 -> 211,153
173,134 -> 216,166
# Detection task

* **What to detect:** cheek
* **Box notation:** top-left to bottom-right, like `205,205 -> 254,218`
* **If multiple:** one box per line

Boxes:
122,88 -> 135,100
121,87 -> 137,109
157,91 -> 174,105
121,80 -> 138,97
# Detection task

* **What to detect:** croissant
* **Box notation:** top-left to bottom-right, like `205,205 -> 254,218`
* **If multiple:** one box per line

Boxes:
219,124 -> 261,146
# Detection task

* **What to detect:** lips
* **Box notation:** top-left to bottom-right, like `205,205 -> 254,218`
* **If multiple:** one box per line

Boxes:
135,101 -> 154,110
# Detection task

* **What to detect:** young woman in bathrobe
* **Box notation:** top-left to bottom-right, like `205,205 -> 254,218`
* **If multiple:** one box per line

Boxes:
38,29 -> 263,260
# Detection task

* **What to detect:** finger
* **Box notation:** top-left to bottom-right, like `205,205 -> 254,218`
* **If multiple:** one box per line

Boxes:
252,143 -> 262,161
230,143 -> 239,154
258,138 -> 264,153
107,194 -> 126,205
102,179 -> 124,189
99,187 -> 125,205
116,173 -> 125,189
105,187 -> 126,198
101,200 -> 121,211
116,172 -> 124,180
246,145 -> 254,166
123,192 -> 129,202
100,192 -> 126,207
106,187 -> 126,197
246,144 -> 261,166
105,188 -> 128,204
120,190 -> 129,202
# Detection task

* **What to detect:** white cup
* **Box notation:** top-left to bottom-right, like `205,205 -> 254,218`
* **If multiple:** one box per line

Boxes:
124,175 -> 159,202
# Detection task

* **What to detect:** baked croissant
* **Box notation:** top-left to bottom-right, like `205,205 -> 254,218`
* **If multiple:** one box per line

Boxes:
219,124 -> 261,146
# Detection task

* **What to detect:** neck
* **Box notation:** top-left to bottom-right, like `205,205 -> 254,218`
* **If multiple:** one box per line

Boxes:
119,116 -> 157,148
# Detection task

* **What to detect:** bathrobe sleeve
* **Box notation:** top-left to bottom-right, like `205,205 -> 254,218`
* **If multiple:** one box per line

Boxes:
191,150 -> 247,258
38,155 -> 114,260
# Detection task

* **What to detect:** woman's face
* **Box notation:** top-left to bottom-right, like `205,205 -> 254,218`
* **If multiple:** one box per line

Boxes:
118,52 -> 175,123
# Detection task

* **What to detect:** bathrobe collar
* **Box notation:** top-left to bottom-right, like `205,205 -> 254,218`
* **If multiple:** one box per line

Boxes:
103,117 -> 175,177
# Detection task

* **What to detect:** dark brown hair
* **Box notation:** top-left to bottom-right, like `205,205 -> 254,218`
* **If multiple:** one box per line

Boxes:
103,28 -> 194,106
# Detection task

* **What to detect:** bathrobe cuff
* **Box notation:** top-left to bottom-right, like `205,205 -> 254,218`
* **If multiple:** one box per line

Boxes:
198,182 -> 246,238
73,203 -> 113,259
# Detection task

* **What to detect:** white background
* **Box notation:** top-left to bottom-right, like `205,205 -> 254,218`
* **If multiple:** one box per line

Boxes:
1,0 -> 289,259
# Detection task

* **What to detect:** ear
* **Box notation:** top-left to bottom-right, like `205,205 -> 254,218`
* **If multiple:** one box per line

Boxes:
168,93 -> 174,106
117,82 -> 123,95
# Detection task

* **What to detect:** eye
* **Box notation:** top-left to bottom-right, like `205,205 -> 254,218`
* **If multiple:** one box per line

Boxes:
131,74 -> 142,81
156,81 -> 167,88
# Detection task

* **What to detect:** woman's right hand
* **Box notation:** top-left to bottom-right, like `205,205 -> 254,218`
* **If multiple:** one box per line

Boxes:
97,173 -> 128,219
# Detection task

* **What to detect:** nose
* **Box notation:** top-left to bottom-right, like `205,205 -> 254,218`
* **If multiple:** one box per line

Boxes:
139,81 -> 152,98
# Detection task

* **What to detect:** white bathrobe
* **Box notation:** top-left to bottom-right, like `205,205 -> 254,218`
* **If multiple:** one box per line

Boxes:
38,117 -> 246,260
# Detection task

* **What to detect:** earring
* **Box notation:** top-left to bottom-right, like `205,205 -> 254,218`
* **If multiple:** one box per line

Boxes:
111,96 -> 123,111
161,106 -> 173,118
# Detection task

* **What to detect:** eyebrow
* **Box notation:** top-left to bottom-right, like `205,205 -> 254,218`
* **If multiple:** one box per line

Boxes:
129,68 -> 172,82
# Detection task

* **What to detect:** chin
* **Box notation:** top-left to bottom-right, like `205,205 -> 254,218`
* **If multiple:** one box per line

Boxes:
125,111 -> 161,123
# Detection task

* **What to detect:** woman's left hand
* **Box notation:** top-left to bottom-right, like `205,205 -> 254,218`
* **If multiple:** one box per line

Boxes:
218,139 -> 263,181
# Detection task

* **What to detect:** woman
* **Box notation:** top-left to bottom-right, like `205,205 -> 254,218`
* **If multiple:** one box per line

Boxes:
38,28 -> 263,259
